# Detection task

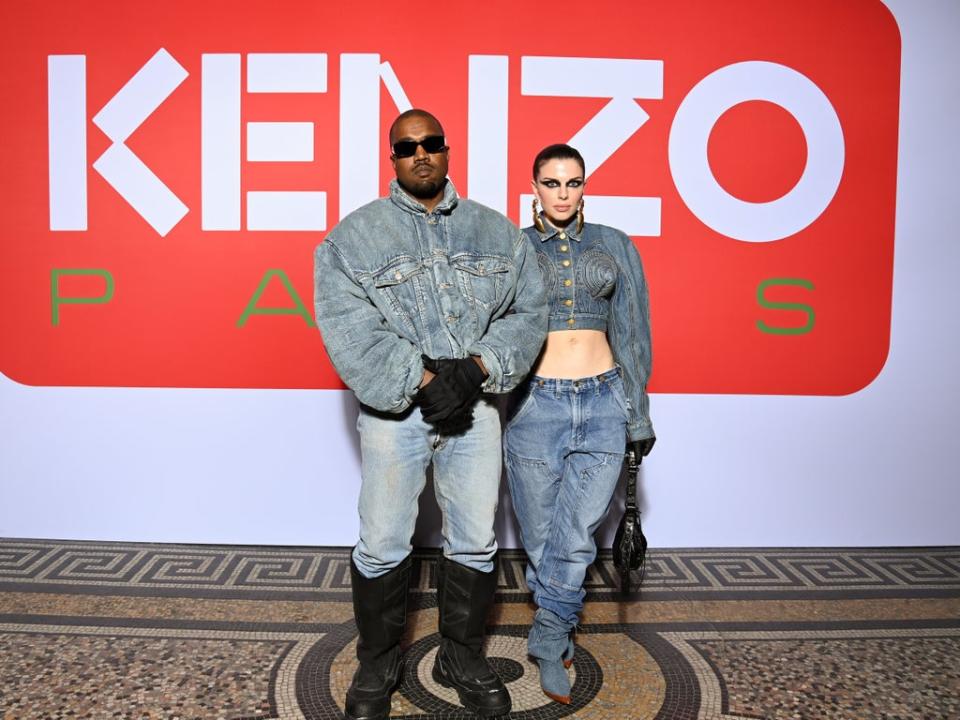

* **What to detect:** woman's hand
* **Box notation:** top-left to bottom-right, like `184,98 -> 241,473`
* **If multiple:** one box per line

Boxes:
627,437 -> 656,460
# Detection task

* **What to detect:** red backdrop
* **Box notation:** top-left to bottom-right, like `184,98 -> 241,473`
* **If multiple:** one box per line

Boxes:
0,0 -> 900,393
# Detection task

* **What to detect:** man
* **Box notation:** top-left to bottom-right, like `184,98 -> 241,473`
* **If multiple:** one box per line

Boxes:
314,109 -> 547,720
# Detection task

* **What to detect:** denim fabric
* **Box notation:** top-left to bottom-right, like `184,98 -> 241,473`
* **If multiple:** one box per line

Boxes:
522,221 -> 654,441
504,368 -> 627,625
352,399 -> 502,578
528,607 -> 573,699
314,180 -> 547,414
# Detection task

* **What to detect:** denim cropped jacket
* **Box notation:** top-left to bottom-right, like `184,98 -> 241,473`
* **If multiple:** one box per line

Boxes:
523,220 -> 654,441
314,180 -> 547,413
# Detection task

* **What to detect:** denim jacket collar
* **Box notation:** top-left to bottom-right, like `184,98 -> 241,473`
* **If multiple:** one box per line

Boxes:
389,178 -> 460,215
532,213 -> 583,243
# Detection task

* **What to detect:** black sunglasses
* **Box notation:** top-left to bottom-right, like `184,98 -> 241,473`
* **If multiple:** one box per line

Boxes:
392,135 -> 448,158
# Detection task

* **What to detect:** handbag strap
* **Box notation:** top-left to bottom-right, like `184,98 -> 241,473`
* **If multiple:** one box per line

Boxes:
625,449 -> 639,513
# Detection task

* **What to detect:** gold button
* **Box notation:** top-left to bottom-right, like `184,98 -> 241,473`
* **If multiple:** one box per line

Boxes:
564,299 -> 573,307
560,244 -> 568,252
567,318 -> 575,326
562,259 -> 571,267
563,279 -> 572,287
559,232 -> 567,240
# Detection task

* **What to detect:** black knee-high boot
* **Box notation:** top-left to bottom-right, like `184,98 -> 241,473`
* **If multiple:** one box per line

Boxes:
345,555 -> 411,720
432,555 -> 512,717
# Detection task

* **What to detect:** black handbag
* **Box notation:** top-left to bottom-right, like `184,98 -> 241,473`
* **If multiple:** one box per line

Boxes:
612,448 -> 648,594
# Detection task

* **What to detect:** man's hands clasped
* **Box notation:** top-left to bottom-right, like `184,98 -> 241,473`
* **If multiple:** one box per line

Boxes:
417,355 -> 488,435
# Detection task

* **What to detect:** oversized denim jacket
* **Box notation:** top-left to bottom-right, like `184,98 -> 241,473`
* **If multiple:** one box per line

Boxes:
523,220 -> 655,441
314,179 -> 548,413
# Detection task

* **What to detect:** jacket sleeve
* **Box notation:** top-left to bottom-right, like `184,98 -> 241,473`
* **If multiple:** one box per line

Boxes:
607,231 -> 656,441
467,232 -> 547,394
314,240 -> 424,413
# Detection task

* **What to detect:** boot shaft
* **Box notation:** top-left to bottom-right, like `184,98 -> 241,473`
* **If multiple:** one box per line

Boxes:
351,554 -> 411,665
435,555 -> 498,652
527,607 -> 576,662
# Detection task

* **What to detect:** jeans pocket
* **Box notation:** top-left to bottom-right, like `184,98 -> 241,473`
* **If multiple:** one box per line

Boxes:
504,384 -> 538,431
504,449 -> 553,546
609,376 -> 631,420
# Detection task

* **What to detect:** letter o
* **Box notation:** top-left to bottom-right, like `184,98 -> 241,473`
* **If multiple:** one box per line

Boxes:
668,61 -> 844,242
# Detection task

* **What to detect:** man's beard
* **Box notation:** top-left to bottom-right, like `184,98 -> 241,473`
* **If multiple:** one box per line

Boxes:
398,175 -> 447,200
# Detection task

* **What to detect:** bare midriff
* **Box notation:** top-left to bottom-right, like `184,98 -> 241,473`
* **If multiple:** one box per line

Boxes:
533,329 -> 616,379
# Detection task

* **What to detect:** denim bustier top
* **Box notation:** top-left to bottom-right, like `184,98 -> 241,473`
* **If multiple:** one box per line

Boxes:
522,219 -> 655,441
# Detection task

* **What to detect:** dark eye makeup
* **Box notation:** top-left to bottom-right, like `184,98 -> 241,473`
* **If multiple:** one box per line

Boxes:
539,178 -> 584,189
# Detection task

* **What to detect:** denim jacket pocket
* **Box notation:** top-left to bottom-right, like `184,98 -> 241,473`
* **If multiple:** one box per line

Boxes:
452,254 -> 511,310
371,257 -> 425,334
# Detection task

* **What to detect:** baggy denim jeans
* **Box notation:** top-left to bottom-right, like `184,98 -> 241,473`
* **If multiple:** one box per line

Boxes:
504,368 -> 627,626
352,399 -> 502,579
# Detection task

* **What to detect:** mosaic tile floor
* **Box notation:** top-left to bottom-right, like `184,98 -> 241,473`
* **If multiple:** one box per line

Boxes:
1,541 -> 958,719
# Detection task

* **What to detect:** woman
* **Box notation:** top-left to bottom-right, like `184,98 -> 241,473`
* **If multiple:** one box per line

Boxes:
505,144 -> 656,704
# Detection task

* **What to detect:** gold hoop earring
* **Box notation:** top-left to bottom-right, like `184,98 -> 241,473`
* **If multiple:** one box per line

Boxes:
533,197 -> 546,233
576,199 -> 585,234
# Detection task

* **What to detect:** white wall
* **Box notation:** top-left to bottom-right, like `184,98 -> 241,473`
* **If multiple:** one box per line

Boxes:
1,0 -> 958,547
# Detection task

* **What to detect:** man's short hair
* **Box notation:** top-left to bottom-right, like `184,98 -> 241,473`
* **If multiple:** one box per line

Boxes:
389,109 -> 445,145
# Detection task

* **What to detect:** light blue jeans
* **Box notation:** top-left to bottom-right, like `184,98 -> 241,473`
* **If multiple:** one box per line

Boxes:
352,399 -> 502,579
504,368 -> 627,627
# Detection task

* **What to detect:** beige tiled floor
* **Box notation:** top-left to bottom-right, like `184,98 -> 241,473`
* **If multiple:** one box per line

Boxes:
1,541 -> 958,719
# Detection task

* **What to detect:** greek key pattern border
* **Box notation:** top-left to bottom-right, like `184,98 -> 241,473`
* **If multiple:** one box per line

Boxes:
1,540 -> 957,599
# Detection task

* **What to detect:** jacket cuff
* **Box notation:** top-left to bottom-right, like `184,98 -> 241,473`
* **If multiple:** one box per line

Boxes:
627,420 -> 655,443
399,351 -> 426,411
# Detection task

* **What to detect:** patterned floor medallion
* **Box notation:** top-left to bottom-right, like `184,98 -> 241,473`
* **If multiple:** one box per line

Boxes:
1,540 -> 958,718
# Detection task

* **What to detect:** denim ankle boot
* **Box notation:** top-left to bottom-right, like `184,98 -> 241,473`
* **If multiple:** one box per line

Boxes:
528,607 -> 575,704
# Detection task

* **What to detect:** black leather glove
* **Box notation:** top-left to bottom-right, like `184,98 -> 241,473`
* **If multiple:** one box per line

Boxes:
431,408 -> 475,436
448,358 -> 487,408
418,356 -> 487,435
627,437 -> 656,460
417,371 -> 463,424
422,356 -> 487,413
422,355 -> 455,377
